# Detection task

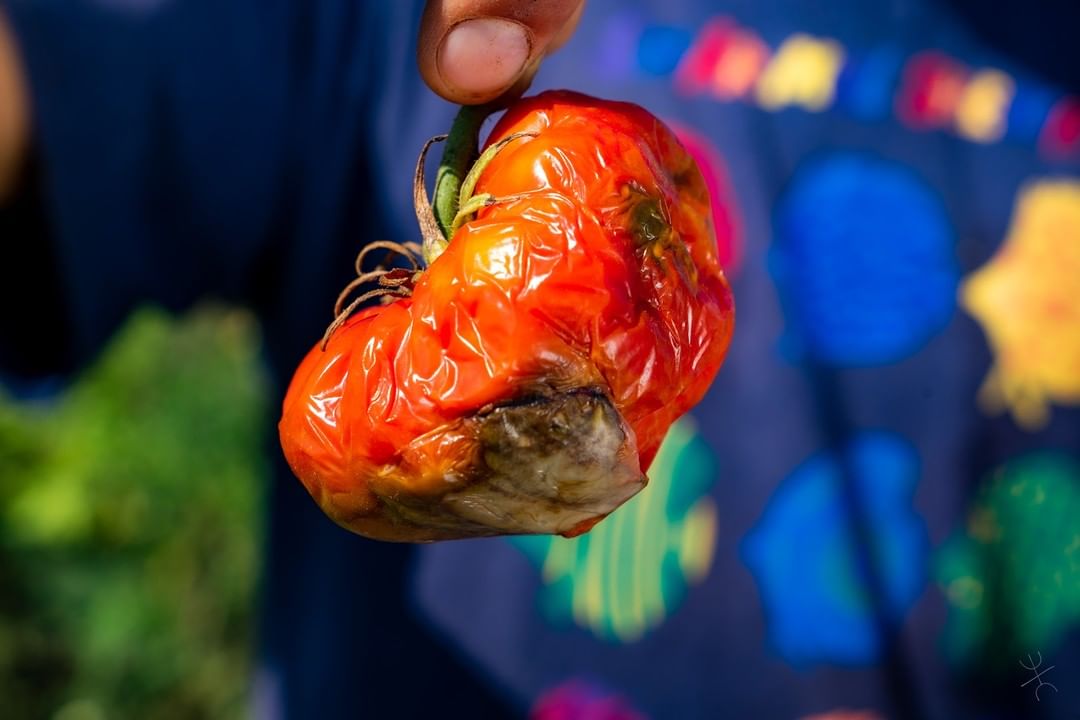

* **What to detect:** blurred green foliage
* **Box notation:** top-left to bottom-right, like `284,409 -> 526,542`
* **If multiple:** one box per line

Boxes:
0,305 -> 268,719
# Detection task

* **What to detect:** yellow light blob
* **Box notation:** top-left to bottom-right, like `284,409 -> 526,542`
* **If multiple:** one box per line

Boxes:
961,181 -> 1080,429
754,34 -> 845,112
955,69 -> 1015,142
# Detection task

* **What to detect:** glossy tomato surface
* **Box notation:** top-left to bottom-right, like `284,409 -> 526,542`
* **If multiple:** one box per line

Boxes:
279,91 -> 735,541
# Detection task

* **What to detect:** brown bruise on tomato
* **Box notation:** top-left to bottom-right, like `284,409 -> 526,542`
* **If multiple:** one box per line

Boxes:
279,91 -> 735,542
623,182 -> 699,291
306,386 -> 644,543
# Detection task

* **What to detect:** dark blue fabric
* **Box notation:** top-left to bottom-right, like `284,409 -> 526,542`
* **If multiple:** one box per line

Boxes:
3,1 -> 510,717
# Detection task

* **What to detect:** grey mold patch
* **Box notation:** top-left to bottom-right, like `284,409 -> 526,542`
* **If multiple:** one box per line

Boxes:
377,389 -> 646,541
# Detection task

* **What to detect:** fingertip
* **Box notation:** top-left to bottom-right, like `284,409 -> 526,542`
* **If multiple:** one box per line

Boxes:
434,17 -> 532,104
417,0 -> 587,105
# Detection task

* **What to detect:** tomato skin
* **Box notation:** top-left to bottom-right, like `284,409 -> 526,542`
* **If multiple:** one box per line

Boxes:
279,90 -> 735,542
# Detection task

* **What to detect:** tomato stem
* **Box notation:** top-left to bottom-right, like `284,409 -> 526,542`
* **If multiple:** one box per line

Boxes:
433,104 -> 489,238
423,89 -> 536,263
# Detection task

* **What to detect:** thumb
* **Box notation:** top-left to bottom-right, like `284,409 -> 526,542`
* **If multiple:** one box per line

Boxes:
417,0 -> 585,105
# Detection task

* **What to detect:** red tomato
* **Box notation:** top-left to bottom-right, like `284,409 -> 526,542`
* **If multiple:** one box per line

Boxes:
279,91 -> 735,542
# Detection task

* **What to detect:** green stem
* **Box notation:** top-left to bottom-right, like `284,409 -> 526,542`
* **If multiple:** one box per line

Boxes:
433,105 -> 491,238
450,193 -> 494,236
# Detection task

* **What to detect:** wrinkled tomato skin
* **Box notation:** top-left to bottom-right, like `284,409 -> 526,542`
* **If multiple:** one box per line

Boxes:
279,90 -> 735,541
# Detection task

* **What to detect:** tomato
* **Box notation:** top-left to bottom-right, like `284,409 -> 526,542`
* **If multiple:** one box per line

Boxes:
279,91 -> 735,542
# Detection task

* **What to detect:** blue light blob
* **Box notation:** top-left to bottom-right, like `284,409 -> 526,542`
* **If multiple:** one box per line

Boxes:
771,153 -> 958,366
637,25 -> 693,76
1006,82 -> 1057,143
836,46 -> 905,121
741,432 -> 929,667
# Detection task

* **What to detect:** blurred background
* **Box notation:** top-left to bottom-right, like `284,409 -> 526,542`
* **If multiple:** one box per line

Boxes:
0,0 -> 1078,718
0,307 -> 266,719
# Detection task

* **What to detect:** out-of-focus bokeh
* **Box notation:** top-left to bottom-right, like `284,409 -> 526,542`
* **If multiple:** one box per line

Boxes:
0,306 -> 265,719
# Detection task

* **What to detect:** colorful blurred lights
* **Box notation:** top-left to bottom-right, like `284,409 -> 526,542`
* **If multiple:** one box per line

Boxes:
955,69 -> 1016,142
895,51 -> 969,130
936,453 -> 1080,664
742,432 -> 928,666
675,20 -> 769,100
961,180 -> 1080,429
754,34 -> 845,112
643,15 -> 1080,157
637,26 -> 692,76
771,153 -> 957,366
510,419 -> 719,642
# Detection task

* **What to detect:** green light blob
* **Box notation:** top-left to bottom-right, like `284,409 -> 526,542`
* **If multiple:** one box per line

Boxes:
512,418 -> 719,642
936,453 -> 1080,666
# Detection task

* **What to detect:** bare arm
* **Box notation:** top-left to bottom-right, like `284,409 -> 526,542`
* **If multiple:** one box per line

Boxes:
0,9 -> 29,200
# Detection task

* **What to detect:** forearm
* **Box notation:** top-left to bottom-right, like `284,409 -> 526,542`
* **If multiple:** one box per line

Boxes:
0,8 -> 29,200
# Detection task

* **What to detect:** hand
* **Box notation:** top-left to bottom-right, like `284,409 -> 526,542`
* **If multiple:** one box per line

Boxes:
417,0 -> 586,105
0,10 -> 29,200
